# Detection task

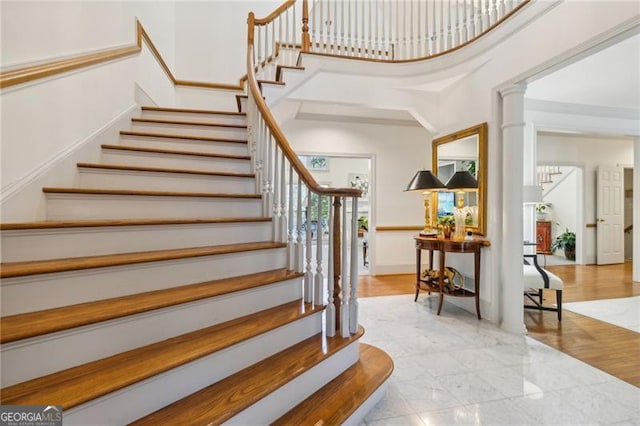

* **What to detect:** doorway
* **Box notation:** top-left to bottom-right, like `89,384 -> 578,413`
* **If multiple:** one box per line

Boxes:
299,154 -> 373,276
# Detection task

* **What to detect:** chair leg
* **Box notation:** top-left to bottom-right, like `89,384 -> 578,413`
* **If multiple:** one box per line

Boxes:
539,289 -> 543,305
556,289 -> 562,321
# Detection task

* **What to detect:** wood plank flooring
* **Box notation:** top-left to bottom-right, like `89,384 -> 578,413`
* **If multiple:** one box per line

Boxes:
357,262 -> 640,387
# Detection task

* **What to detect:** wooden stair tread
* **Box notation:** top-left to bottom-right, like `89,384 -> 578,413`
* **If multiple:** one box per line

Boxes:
77,162 -> 254,178
0,269 -> 302,344
141,106 -> 246,116
0,300 -> 317,410
42,187 -> 261,198
0,217 -> 270,231
120,130 -> 247,144
131,325 -> 362,426
131,117 -> 247,129
272,343 -> 394,425
101,144 -> 250,160
0,241 -> 285,279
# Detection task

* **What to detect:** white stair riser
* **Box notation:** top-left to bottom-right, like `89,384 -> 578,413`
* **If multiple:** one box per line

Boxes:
130,122 -> 247,139
227,340 -> 360,425
1,221 -> 272,262
140,110 -> 247,126
344,381 -> 389,426
119,134 -> 248,156
101,149 -> 251,173
238,97 -> 247,113
1,278 -> 303,387
45,194 -> 263,220
62,312 -> 323,425
77,168 -> 255,194
1,247 -> 286,315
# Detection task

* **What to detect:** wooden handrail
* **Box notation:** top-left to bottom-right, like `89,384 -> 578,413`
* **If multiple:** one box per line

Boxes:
246,14 -> 359,198
1,20 -> 246,91
254,0 -> 296,25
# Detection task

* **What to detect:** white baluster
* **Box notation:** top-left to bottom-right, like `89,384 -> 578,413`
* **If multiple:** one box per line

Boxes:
279,152 -> 287,243
363,0 -> 368,58
334,0 -> 338,53
409,0 -> 414,59
431,0 -> 437,54
349,196 -> 359,334
494,0 -> 500,25
292,2 -> 297,45
469,0 -> 475,39
272,145 -> 280,241
264,129 -> 274,216
287,167 -> 295,270
454,0 -> 460,47
461,0 -> 468,43
341,196 -> 349,338
439,0 -> 445,52
312,0 -> 318,51
395,0 -> 400,59
367,0 -> 372,57
416,0 -> 421,57
326,195 -> 336,337
341,0 -> 345,53
296,179 -> 304,273
305,190 -> 314,303
381,0 -> 386,58
314,194 -> 325,306
447,0 -> 452,50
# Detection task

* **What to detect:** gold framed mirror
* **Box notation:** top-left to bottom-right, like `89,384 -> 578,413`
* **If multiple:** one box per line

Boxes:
432,122 -> 488,236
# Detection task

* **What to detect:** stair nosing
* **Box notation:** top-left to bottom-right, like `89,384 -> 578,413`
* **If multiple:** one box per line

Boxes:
0,217 -> 271,231
42,187 -> 261,198
131,323 -> 360,426
141,106 -> 246,116
101,144 -> 250,160
272,343 -> 393,425
131,117 -> 247,129
77,162 -> 255,178
119,130 -> 248,144
0,269 -> 303,344
0,241 -> 285,279
0,301 -> 319,410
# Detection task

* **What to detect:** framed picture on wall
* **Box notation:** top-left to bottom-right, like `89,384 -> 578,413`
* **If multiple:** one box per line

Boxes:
307,156 -> 330,171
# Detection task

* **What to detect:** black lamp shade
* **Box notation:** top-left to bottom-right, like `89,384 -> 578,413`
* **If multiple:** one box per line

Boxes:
405,170 -> 447,192
446,171 -> 478,190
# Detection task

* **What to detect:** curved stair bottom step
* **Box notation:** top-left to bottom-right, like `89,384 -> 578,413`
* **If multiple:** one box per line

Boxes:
272,343 -> 394,426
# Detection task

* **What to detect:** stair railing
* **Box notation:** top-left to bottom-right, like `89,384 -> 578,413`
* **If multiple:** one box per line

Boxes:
302,0 -> 529,60
247,7 -> 362,338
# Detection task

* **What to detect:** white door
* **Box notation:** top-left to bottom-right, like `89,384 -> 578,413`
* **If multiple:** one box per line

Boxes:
597,166 -> 625,265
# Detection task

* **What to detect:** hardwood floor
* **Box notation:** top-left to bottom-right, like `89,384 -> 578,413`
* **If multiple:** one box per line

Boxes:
357,262 -> 640,387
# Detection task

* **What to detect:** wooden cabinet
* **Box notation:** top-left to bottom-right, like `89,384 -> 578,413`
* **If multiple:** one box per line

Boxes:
536,221 -> 552,254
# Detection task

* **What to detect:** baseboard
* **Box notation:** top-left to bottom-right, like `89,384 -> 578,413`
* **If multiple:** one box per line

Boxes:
373,264 -> 414,275
0,103 -> 139,222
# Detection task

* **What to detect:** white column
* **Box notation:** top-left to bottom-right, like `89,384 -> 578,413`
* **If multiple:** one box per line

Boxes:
634,137 -> 640,282
500,82 -> 527,334
523,118 -> 537,245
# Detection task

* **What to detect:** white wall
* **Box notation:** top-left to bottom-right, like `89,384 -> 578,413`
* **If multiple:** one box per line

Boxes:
538,134 -> 633,264
281,119 -> 430,275
174,1 -> 281,84
0,1 -> 177,221
542,166 -> 578,255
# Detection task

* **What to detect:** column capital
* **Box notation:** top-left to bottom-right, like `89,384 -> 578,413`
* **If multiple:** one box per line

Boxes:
500,82 -> 527,98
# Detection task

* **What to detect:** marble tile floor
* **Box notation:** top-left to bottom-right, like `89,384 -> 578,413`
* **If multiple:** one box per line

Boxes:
563,296 -> 640,333
358,295 -> 640,425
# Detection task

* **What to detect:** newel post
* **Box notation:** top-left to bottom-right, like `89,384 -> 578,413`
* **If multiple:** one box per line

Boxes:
248,12 -> 255,45
302,0 -> 311,52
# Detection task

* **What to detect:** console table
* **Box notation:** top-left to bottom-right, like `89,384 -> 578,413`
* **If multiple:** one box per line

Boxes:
414,235 -> 491,319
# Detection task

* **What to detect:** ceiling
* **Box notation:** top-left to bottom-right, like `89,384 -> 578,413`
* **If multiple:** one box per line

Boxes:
526,34 -> 640,110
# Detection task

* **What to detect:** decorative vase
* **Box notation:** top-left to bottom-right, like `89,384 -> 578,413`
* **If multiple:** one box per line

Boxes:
536,212 -> 547,221
442,225 -> 452,239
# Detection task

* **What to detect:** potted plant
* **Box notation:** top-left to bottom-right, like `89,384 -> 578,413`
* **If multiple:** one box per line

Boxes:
438,215 -> 455,239
551,228 -> 576,260
357,216 -> 368,237
536,203 -> 551,221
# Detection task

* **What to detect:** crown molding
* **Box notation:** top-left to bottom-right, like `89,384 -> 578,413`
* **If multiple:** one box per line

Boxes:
525,98 -> 640,120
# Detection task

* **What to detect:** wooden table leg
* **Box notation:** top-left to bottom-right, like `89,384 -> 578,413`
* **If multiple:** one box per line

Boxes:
437,249 -> 445,315
414,246 -> 421,302
475,248 -> 482,319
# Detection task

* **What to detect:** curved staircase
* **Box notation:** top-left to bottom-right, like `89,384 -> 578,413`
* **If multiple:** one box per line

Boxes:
0,102 -> 393,424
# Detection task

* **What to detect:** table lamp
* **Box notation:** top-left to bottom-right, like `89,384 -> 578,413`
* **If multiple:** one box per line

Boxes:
405,170 -> 447,235
446,171 -> 478,240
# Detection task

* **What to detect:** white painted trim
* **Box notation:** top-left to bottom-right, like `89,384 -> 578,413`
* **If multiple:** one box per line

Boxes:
525,99 -> 640,121
0,103 -> 138,202
343,379 -> 388,425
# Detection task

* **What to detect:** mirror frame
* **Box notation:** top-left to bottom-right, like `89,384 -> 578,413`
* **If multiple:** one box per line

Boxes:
432,122 -> 488,236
